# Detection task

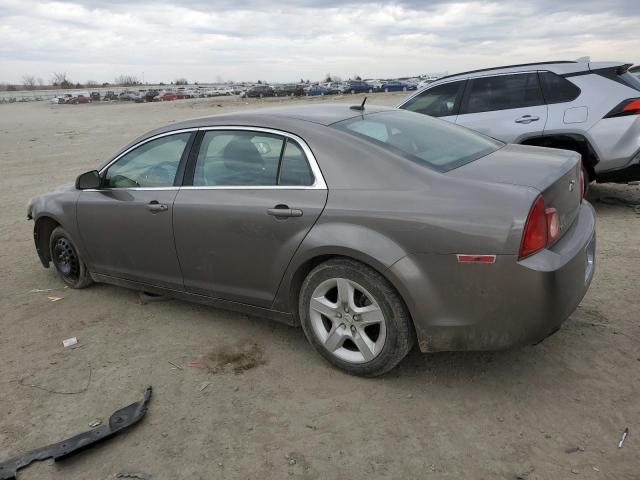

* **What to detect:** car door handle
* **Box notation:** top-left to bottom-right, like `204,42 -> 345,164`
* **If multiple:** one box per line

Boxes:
267,205 -> 303,218
515,115 -> 540,124
147,202 -> 168,213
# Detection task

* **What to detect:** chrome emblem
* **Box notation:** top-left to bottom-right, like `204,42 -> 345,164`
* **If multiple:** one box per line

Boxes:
569,180 -> 576,192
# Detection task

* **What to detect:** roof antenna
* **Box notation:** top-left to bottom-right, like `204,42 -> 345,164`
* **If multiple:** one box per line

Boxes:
350,96 -> 367,111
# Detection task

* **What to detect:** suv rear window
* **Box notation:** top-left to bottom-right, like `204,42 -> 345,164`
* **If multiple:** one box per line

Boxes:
332,110 -> 502,172
538,71 -> 581,103
461,73 -> 544,114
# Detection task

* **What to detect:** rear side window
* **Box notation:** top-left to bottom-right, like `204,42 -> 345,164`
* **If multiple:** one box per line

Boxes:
194,131 -> 283,186
401,80 -> 465,117
538,71 -> 581,103
192,130 -> 315,187
278,140 -> 314,186
461,73 -> 543,114
332,110 -> 502,172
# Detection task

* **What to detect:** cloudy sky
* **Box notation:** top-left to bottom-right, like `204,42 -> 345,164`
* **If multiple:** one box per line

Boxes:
0,0 -> 638,84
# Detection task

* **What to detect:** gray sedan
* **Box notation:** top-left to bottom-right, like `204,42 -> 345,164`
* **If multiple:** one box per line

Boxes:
28,104 -> 596,376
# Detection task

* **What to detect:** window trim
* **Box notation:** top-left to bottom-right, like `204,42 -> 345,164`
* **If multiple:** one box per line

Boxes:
181,126 -> 327,190
90,126 -> 327,192
458,71 -> 545,115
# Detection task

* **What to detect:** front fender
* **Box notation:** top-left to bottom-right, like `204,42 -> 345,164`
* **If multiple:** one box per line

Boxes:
29,186 -> 83,267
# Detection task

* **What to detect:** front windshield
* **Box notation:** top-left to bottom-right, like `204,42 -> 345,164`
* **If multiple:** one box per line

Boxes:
332,110 -> 503,172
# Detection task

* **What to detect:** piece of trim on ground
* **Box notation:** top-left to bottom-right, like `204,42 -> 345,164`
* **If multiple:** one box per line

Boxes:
0,386 -> 152,480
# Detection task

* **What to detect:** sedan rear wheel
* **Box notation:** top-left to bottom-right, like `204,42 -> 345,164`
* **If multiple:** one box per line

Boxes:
49,227 -> 92,289
299,258 -> 414,376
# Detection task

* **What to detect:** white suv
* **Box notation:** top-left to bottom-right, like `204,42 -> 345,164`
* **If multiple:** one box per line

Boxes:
398,60 -> 640,183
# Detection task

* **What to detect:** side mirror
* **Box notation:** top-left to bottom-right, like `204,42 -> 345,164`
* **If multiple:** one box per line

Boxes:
75,170 -> 101,190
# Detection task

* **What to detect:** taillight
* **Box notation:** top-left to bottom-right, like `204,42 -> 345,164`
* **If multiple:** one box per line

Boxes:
604,98 -> 640,118
545,207 -> 560,244
520,196 -> 547,258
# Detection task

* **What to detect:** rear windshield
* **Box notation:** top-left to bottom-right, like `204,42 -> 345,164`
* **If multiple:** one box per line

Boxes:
332,110 -> 502,172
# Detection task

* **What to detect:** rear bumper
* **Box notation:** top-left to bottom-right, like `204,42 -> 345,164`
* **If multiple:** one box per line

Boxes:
388,202 -> 596,352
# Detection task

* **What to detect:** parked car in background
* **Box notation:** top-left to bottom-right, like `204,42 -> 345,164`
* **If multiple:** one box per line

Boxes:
322,82 -> 342,94
342,81 -> 374,94
119,91 -> 142,102
153,91 -> 179,101
245,85 -> 275,98
90,92 -> 101,101
381,81 -> 414,92
398,60 -> 640,183
69,93 -> 91,104
305,85 -> 330,96
102,91 -> 118,101
28,104 -> 595,376
144,90 -> 160,102
274,84 -> 305,97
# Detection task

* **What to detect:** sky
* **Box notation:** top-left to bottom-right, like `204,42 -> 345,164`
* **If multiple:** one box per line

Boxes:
0,0 -> 638,84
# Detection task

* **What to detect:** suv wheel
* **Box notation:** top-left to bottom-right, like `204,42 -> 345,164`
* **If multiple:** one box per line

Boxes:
299,258 -> 414,376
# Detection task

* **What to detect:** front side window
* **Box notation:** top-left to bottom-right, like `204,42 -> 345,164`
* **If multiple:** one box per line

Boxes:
193,130 -> 315,187
332,110 -> 502,172
401,80 -> 465,117
461,73 -> 543,114
104,132 -> 191,188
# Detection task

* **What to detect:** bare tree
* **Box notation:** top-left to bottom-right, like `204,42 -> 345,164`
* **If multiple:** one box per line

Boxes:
325,73 -> 332,82
174,78 -> 188,85
37,77 -> 44,87
22,75 -> 37,89
114,74 -> 139,86
85,80 -> 99,87
51,72 -> 73,88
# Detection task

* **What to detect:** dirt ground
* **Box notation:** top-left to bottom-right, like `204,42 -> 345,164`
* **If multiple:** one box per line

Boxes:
0,93 -> 638,480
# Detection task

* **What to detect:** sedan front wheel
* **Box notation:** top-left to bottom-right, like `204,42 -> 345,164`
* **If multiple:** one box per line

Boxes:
49,227 -> 93,289
299,258 -> 414,376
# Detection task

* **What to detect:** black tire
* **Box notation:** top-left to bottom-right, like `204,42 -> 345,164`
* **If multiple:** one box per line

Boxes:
49,227 -> 92,289
299,258 -> 415,377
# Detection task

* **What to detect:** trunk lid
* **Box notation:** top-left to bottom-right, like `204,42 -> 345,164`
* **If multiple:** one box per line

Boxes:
449,144 -> 582,239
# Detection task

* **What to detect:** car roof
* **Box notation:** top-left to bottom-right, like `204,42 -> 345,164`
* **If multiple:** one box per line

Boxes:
163,104 -> 393,130
106,104 -> 395,162
430,60 -> 630,84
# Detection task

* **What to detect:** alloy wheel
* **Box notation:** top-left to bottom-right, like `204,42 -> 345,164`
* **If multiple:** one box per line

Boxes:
309,277 -> 387,363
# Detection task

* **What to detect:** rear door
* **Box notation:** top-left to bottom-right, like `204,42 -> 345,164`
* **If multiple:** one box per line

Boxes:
399,80 -> 466,124
455,72 -> 548,143
77,131 -> 195,289
173,127 -> 328,307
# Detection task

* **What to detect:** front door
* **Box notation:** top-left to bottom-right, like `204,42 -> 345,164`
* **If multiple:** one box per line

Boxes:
77,131 -> 193,289
455,72 -> 548,143
173,129 -> 328,307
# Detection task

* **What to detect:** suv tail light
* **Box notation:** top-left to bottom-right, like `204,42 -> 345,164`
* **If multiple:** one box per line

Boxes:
519,196 -> 563,258
604,98 -> 640,118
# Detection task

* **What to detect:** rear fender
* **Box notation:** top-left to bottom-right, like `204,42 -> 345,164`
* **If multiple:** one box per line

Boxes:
270,223 -> 408,318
